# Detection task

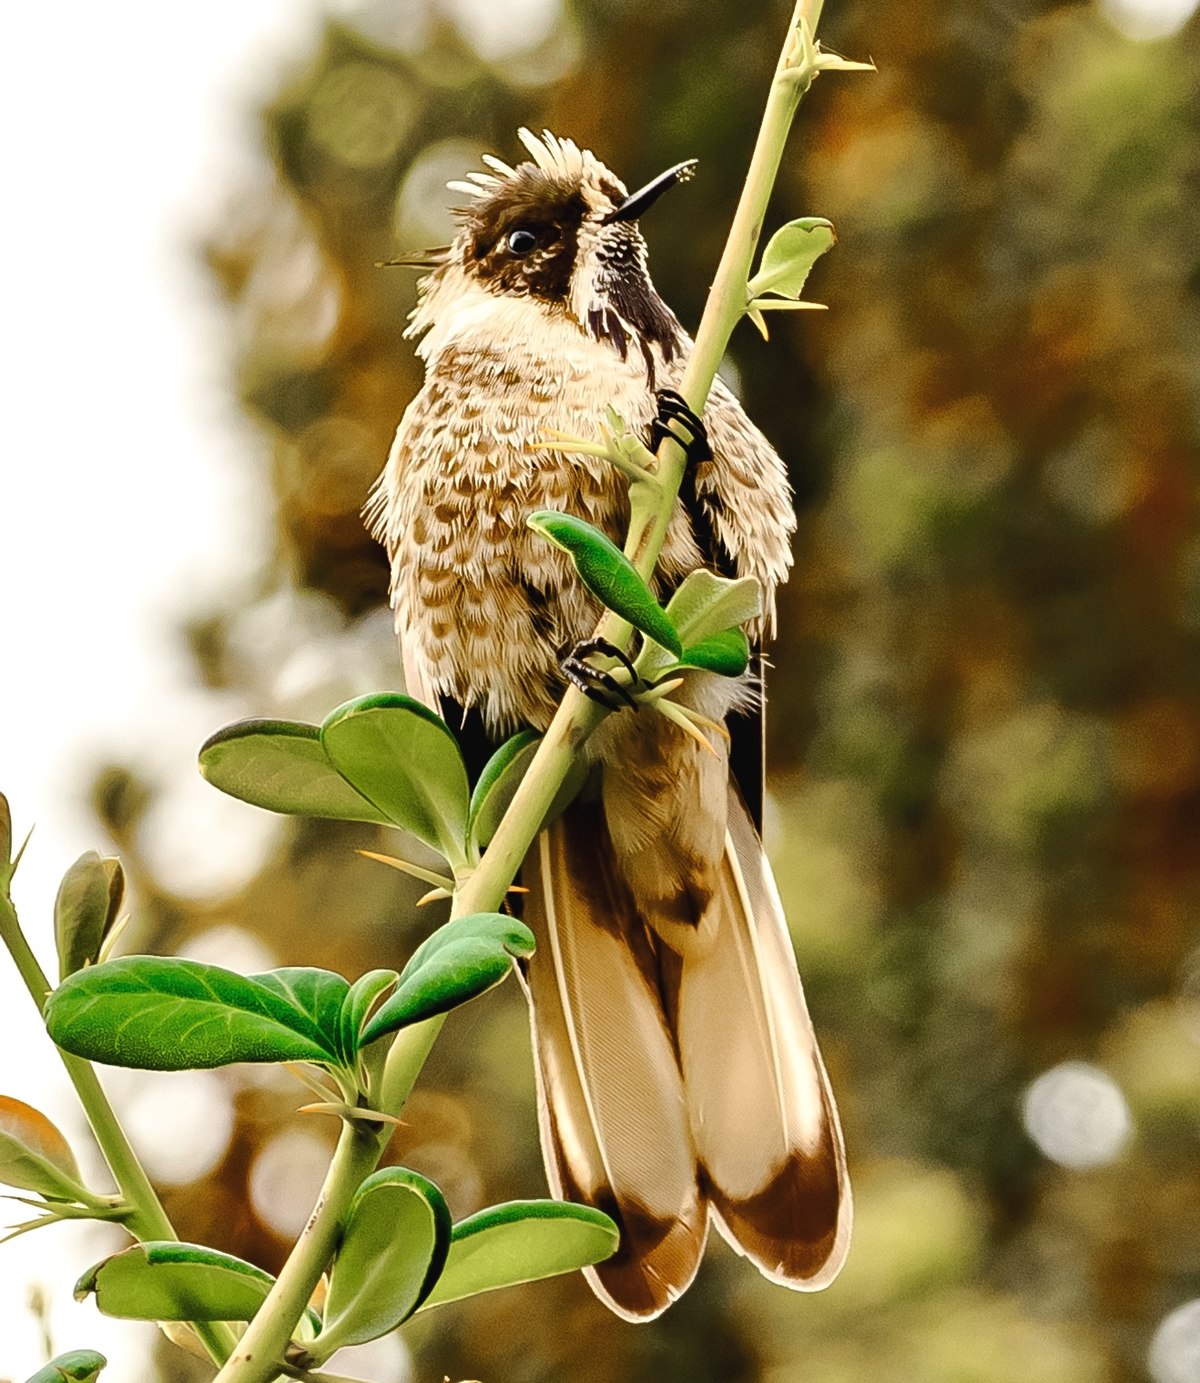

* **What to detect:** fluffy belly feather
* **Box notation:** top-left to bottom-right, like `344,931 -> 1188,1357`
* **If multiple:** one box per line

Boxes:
378,294 -> 699,733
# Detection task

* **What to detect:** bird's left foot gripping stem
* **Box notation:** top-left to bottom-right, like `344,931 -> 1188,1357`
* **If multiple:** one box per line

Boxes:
651,388 -> 712,464
561,638 -> 640,712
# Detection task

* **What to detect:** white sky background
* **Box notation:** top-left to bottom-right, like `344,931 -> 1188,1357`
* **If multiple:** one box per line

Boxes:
0,2 -> 317,1376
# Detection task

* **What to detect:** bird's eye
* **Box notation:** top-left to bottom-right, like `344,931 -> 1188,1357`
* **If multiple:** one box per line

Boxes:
506,228 -> 538,256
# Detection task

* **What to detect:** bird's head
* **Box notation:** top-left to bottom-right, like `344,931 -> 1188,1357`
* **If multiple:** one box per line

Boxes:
398,129 -> 696,365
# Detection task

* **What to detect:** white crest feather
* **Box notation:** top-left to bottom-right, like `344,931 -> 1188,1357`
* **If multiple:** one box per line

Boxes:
446,179 -> 489,199
480,152 -> 518,177
516,126 -> 587,181
444,128 -> 624,219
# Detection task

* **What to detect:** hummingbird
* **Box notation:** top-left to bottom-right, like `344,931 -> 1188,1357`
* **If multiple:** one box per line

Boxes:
368,129 -> 850,1320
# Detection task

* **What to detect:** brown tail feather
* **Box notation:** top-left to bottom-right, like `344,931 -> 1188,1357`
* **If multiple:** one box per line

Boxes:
520,787 -> 850,1317
520,798 -> 707,1320
686,788 -> 851,1286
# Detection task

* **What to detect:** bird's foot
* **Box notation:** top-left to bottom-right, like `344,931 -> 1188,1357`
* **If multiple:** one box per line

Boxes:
561,637 -> 640,712
651,389 -> 712,464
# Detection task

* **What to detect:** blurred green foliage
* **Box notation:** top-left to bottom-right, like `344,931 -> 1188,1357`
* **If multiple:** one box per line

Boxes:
97,0 -> 1200,1379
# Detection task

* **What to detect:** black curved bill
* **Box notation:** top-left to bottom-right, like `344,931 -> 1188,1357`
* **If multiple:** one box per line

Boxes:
601,159 -> 698,225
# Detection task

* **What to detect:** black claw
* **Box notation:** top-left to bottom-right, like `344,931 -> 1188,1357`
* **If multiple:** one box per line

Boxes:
573,637 -> 639,680
560,638 -> 639,712
651,388 -> 713,464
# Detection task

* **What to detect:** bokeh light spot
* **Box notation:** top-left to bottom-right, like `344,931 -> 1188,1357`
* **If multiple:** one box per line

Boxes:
178,925 -> 279,976
333,0 -> 431,52
1022,1061 -> 1132,1169
307,61 -> 419,170
120,1070 -> 234,1186
324,1334 -> 414,1383
1098,0 -> 1200,40
393,138 -> 485,245
442,0 -> 561,61
138,770 -> 281,901
1149,1299 -> 1200,1383
250,1126 -> 333,1238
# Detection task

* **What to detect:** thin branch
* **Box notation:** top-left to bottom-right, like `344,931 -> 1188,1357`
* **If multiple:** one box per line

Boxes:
0,887 -> 240,1365
212,1123 -> 387,1383
455,0 -> 828,918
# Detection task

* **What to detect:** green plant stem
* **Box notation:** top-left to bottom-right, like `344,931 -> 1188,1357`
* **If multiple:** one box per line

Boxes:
187,8 -> 831,1377
280,1365 -> 371,1383
210,1009 -> 442,1383
213,1122 -> 387,1383
208,854 -> 471,1383
455,0 -> 826,918
378,1011 -> 444,1114
0,889 -> 239,1364
280,1367 -> 370,1383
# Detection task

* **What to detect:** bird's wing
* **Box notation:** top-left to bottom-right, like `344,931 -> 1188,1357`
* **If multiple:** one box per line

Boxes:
520,795 -> 708,1321
364,385 -> 445,710
696,371 -> 797,633
674,784 -> 851,1287
673,371 -> 796,829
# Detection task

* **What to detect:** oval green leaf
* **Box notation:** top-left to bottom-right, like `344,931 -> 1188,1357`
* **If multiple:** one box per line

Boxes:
0,1096 -> 87,1201
663,570 -> 762,647
361,914 -> 535,1047
467,731 -> 540,851
677,626 -> 751,677
75,1242 -> 277,1322
55,853 -> 124,981
320,695 -> 470,865
24,1350 -> 107,1383
314,1168 -> 450,1357
199,719 -> 393,825
45,958 -> 349,1071
339,968 -> 399,1062
252,967 -> 353,1054
527,512 -> 682,655
420,1200 -> 619,1311
745,216 -> 836,300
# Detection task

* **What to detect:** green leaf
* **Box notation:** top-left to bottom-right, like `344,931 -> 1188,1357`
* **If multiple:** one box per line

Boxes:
54,853 -> 124,981
45,957 -> 351,1071
253,968 -> 352,1055
361,914 -> 535,1046
339,969 -> 398,1061
313,1168 -> 450,1357
664,570 -> 762,646
746,216 -> 836,301
76,1242 -> 281,1323
637,570 -> 762,680
676,627 -> 751,677
467,731 -> 540,851
813,47 -> 876,74
199,719 -> 393,825
527,511 -> 682,656
420,1201 -> 619,1311
24,1350 -> 107,1383
320,695 -> 470,865
0,1096 -> 88,1201
746,299 -> 828,313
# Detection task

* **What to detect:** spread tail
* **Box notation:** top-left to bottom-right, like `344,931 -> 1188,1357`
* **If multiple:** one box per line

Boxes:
520,790 -> 850,1319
